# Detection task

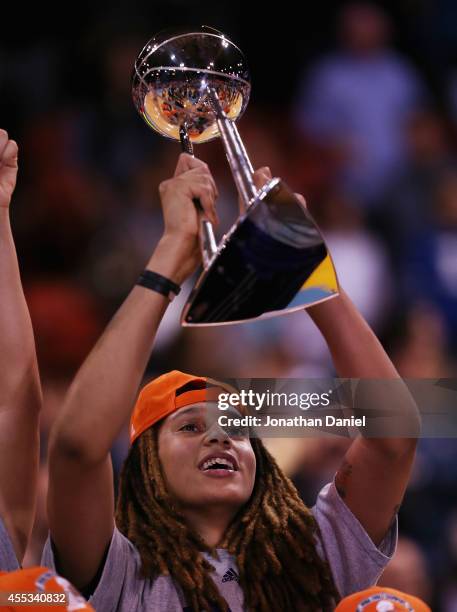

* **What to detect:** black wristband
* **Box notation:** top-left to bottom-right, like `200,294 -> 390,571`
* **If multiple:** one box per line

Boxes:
136,270 -> 181,301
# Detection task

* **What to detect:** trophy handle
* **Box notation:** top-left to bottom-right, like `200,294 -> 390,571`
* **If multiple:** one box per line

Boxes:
179,124 -> 218,269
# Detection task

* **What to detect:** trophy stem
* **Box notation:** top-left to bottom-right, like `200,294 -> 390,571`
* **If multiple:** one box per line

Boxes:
179,123 -> 218,269
206,87 -> 257,213
230,124 -> 254,175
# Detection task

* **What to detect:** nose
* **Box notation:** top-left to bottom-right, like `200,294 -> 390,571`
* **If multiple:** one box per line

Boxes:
203,422 -> 232,446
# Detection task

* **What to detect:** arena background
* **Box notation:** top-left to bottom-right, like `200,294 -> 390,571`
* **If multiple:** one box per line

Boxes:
2,1 -> 457,609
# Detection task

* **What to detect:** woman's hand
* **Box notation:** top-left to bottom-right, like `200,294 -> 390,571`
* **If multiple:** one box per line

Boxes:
250,165 -> 307,208
0,130 -> 18,210
156,153 -> 219,282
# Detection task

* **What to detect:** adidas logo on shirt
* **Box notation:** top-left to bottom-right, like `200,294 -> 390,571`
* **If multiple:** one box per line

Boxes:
221,568 -> 239,583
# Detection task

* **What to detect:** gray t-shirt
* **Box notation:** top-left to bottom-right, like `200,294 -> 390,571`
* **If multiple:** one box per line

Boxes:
42,481 -> 397,611
0,516 -> 19,572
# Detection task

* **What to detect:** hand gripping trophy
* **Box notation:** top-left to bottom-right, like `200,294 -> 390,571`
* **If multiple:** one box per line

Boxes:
132,26 -> 339,326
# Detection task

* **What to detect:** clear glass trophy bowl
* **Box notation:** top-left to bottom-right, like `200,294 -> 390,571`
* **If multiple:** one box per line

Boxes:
132,26 -> 251,143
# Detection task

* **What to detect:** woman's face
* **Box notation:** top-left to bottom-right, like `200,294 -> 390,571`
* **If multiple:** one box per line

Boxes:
157,401 -> 256,513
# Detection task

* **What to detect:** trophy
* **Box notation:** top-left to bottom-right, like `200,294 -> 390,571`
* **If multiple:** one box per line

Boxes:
132,26 -> 339,326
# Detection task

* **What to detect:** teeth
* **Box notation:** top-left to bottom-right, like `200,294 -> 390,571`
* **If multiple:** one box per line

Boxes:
201,457 -> 235,471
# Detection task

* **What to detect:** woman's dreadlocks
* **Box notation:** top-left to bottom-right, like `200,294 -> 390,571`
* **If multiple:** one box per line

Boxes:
116,421 -> 339,611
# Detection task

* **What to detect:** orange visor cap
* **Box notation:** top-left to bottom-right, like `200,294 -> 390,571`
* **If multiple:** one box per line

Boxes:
130,370 -> 214,444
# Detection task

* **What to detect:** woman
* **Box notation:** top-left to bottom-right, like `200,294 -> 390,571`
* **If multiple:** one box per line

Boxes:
0,129 -> 95,612
45,154 -> 419,611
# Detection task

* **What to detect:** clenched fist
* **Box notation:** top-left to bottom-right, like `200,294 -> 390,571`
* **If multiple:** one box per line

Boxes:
156,153 -> 219,281
0,130 -> 18,209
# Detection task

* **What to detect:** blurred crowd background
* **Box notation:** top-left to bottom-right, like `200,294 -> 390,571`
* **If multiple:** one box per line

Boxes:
3,0 -> 457,609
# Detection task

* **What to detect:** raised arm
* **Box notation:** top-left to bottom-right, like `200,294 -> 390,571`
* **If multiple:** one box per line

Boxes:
0,130 -> 42,562
47,153 -> 219,590
307,290 -> 420,545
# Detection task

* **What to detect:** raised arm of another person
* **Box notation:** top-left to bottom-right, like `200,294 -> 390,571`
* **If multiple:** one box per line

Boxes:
46,153 -> 221,591
0,129 -> 42,563
307,289 -> 420,546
